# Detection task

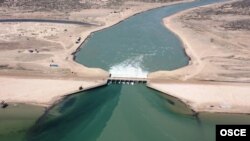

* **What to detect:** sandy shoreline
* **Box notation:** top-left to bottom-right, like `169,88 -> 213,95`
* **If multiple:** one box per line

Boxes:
148,81 -> 250,114
71,0 -> 195,60
148,0 -> 250,114
0,0 -> 192,107
0,76 -> 107,107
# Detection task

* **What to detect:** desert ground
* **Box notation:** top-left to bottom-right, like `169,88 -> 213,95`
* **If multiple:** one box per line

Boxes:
0,0 -> 188,107
148,0 -> 250,114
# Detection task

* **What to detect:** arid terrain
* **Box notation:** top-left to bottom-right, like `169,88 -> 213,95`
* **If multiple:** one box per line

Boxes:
0,0 -> 186,106
148,0 -> 250,114
0,0 -> 183,24
150,0 -> 250,82
0,0 -> 183,79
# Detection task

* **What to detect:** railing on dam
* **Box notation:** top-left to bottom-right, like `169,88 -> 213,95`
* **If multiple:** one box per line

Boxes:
108,77 -> 147,85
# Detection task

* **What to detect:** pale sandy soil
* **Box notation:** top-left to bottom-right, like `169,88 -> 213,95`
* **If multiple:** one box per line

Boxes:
0,22 -> 108,106
0,22 -> 107,79
0,0 -> 190,107
148,81 -> 250,114
148,0 -> 250,114
0,77 -> 106,107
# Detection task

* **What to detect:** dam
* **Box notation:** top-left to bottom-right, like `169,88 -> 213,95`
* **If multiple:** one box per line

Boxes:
108,76 -> 147,84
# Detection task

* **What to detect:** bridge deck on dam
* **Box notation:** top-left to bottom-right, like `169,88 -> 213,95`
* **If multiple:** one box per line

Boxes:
108,77 -> 147,84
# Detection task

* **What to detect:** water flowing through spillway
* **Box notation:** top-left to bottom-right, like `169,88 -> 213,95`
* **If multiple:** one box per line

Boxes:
25,0 -> 250,141
109,55 -> 148,78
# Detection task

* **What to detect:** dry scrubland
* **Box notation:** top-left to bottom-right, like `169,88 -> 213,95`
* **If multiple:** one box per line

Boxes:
150,0 -> 250,82
148,0 -> 250,114
0,0 -> 182,79
0,0 -> 185,106
0,0 -> 183,24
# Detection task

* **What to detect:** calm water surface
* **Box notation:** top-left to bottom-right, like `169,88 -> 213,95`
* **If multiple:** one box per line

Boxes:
75,0 -> 223,77
27,84 -> 208,141
26,85 -> 250,141
0,104 -> 44,141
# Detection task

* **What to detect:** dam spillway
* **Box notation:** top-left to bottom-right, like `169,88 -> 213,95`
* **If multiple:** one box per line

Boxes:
108,76 -> 147,85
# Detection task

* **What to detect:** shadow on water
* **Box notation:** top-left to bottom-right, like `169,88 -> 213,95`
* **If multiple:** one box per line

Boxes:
25,84 -> 206,141
153,88 -> 207,140
24,84 -> 250,141
149,87 -> 250,141
26,85 -> 122,141
93,84 -> 207,141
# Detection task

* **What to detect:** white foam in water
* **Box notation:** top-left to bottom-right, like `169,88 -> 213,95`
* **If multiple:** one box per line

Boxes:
109,55 -> 148,78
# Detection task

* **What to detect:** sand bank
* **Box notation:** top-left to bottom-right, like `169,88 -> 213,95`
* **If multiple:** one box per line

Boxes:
148,81 -> 250,114
0,76 -> 106,107
148,0 -> 250,114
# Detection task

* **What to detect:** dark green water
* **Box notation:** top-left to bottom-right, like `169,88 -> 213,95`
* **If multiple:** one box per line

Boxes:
25,84 -> 250,141
2,0 -> 250,141
26,84 -> 209,141
0,104 -> 44,141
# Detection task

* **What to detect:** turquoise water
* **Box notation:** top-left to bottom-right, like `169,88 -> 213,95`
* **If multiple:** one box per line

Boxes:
76,3 -> 190,77
75,0 -> 224,77
26,85 -> 250,141
4,0 -> 250,141
27,84 -> 211,141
